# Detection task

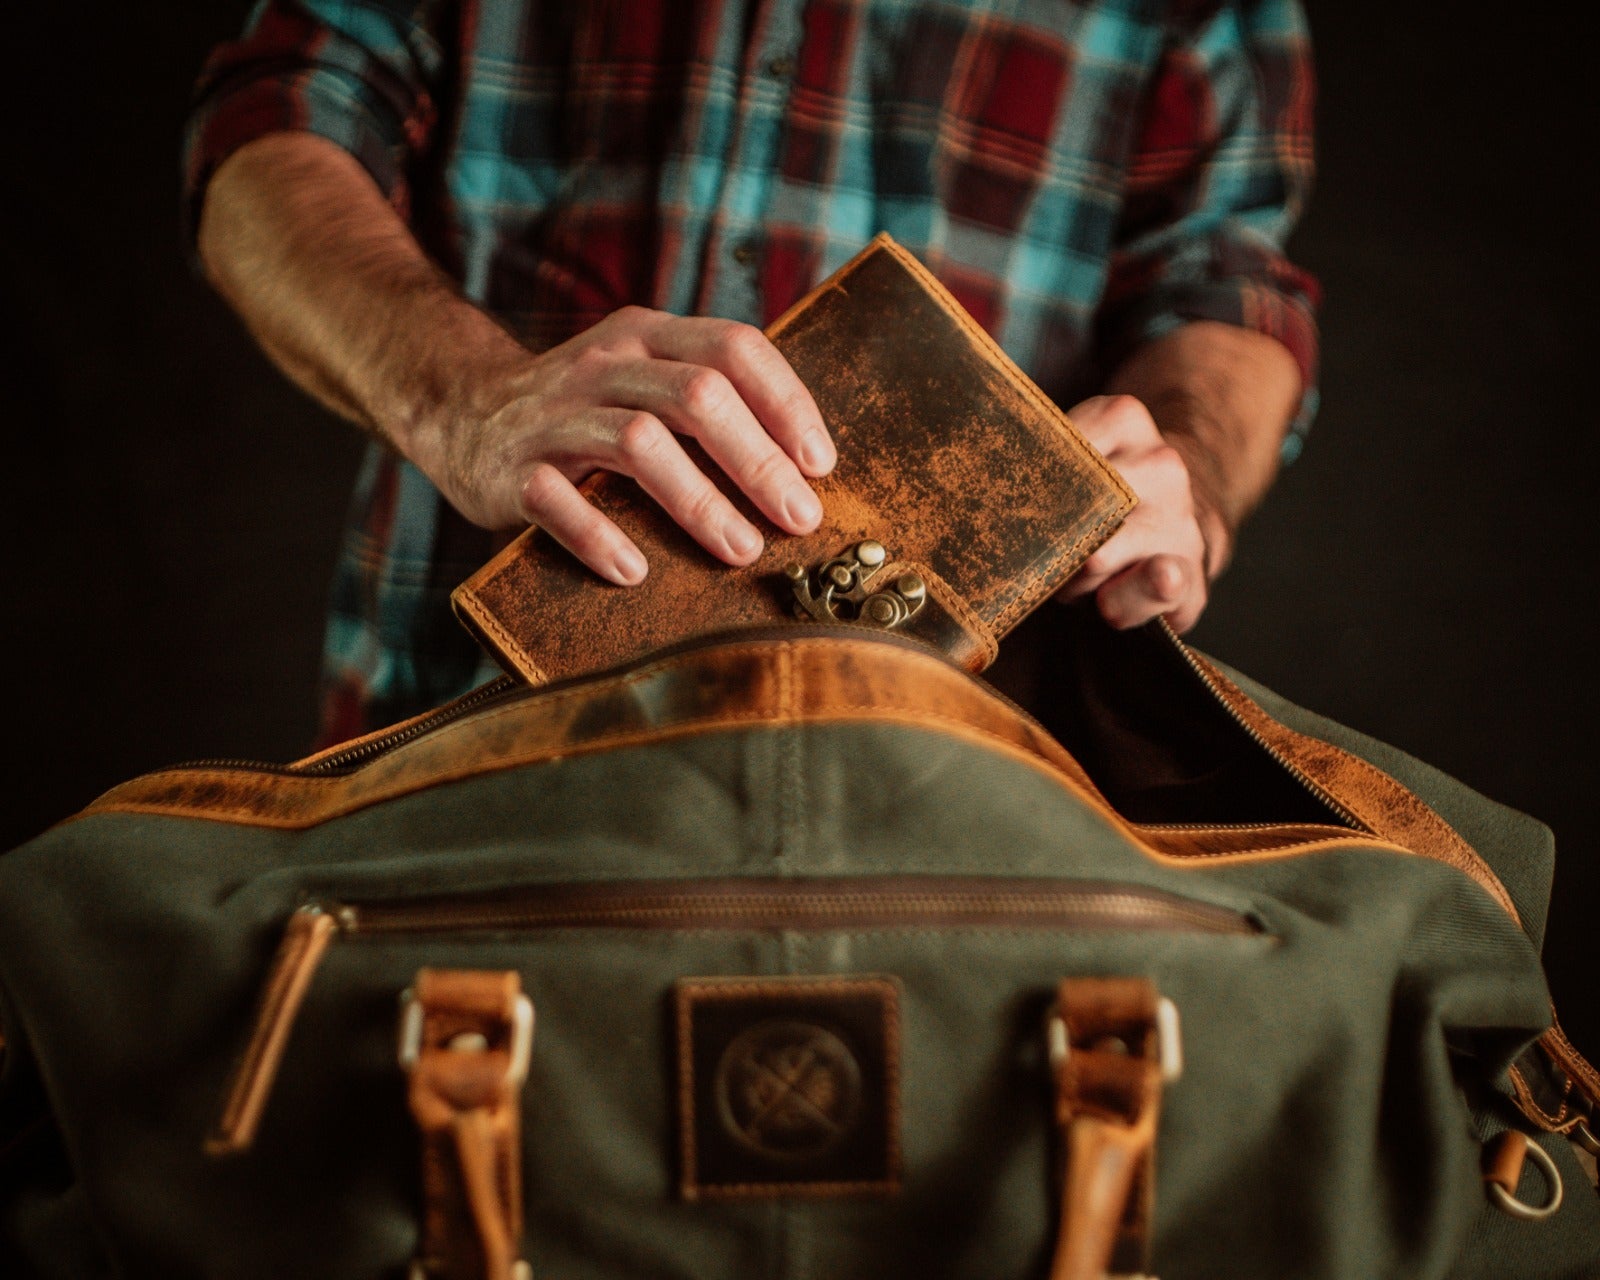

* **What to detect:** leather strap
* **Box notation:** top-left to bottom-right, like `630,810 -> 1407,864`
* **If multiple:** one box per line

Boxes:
401,969 -> 534,1280
1048,978 -> 1174,1280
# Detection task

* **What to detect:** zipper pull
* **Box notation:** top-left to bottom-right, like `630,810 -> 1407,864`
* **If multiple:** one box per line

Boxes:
205,904 -> 338,1156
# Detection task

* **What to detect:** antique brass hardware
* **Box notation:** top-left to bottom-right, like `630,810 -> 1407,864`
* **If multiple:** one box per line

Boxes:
785,540 -> 927,629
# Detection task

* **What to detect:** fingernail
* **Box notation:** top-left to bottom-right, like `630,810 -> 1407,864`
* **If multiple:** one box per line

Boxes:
726,522 -> 763,559
783,482 -> 822,530
613,545 -> 647,584
798,430 -> 834,475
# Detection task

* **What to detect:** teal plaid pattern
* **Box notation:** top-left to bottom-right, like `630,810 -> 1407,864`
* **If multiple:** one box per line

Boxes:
185,0 -> 1319,742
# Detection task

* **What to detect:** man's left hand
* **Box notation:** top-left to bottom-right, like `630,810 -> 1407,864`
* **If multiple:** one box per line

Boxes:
1056,394 -> 1216,633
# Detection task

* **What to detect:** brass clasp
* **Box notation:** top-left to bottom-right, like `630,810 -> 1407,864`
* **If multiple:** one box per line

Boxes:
785,540 -> 927,630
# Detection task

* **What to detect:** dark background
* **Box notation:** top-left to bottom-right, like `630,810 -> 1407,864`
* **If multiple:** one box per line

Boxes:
4,4 -> 1595,1051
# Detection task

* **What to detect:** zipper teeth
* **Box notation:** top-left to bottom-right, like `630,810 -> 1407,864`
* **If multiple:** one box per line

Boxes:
302,676 -> 522,773
158,625 -> 952,777
326,887 -> 1257,936
1157,619 -> 1369,832
167,676 -> 523,776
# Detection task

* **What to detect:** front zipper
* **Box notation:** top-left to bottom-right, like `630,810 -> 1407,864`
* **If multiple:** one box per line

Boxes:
167,624 -> 1368,836
207,876 -> 1261,1156
177,674 -> 524,777
1155,618 -> 1369,833
172,624 -> 945,777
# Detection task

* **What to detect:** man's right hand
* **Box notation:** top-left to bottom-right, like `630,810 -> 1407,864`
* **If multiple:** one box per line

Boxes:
197,132 -> 834,588
425,307 -> 835,585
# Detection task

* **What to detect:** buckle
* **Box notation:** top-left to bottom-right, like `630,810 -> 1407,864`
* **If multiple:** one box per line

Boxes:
398,988 -> 535,1087
1048,995 -> 1183,1084
786,539 -> 927,629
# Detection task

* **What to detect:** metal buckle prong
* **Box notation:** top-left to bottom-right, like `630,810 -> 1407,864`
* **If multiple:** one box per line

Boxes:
1048,996 -> 1182,1084
398,989 -> 535,1087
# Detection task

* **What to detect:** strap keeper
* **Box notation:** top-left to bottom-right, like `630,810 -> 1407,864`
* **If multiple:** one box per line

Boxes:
401,970 -> 535,1280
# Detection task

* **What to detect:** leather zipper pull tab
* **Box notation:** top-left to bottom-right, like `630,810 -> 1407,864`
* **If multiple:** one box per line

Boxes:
401,969 -> 534,1280
1046,978 -> 1179,1280
205,904 -> 338,1156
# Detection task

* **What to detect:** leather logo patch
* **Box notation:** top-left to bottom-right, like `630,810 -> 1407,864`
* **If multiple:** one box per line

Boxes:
675,976 -> 900,1200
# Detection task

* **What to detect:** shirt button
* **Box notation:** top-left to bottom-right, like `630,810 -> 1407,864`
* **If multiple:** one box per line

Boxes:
765,55 -> 795,78
731,242 -> 756,265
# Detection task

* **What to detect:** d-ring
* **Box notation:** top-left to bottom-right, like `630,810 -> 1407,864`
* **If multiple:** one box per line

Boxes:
1573,1116 -> 1600,1157
1487,1136 -> 1564,1221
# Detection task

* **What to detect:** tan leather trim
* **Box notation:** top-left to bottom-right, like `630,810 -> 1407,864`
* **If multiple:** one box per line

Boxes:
1540,1018 -> 1600,1105
1482,1130 -> 1529,1195
1513,1018 -> 1600,1137
1186,652 -> 1519,924
205,905 -> 336,1156
77,636 -> 1511,919
1508,1064 -> 1573,1132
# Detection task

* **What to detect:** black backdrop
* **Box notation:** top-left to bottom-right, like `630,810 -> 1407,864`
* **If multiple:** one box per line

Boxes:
4,3 -> 1596,1053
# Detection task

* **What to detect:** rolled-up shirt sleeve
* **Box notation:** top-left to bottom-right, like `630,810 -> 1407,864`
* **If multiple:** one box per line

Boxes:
182,0 -> 448,238
1097,0 -> 1321,444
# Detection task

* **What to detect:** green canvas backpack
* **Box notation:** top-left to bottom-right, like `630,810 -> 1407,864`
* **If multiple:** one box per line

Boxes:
1,620 -> 1596,1278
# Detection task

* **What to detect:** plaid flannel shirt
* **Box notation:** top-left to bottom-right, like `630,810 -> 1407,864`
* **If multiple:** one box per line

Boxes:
184,0 -> 1319,743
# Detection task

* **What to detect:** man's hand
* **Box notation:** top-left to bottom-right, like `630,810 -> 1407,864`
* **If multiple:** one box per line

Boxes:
1056,322 -> 1305,634
1057,394 -> 1213,633
419,308 -> 835,585
197,133 -> 835,586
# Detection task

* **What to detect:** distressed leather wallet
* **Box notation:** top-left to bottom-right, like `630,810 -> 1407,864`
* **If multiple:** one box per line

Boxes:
451,233 -> 1135,685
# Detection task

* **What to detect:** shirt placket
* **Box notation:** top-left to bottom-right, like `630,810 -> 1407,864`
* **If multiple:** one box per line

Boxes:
693,0 -> 804,323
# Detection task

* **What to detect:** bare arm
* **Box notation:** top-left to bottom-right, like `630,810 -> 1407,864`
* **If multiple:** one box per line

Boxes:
197,131 -> 834,585
1059,321 -> 1302,632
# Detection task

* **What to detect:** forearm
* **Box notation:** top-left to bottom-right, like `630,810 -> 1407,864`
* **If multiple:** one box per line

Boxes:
195,130 -> 831,578
1104,321 -> 1303,578
195,131 -> 527,479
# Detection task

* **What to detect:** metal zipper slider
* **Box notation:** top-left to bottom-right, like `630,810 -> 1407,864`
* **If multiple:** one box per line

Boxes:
205,904 -> 338,1156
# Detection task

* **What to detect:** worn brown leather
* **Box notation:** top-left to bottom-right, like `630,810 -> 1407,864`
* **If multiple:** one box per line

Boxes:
206,905 -> 336,1156
1049,978 -> 1164,1280
880,559 -> 1000,671
404,969 -> 529,1280
450,233 -> 1134,686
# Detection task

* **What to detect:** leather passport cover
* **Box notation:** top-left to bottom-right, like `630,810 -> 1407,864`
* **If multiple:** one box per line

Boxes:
451,233 -> 1135,685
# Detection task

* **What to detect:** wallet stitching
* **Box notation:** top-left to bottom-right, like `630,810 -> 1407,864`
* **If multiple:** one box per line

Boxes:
892,561 -> 999,666
989,513 -> 1126,635
464,594 -> 551,686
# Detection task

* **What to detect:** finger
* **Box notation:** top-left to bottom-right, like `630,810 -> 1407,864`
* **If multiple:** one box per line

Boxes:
1065,394 -> 1160,459
604,357 -> 823,535
645,316 -> 836,477
1096,555 -> 1205,632
519,462 -> 648,586
1055,510 -> 1177,600
603,409 -> 767,566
